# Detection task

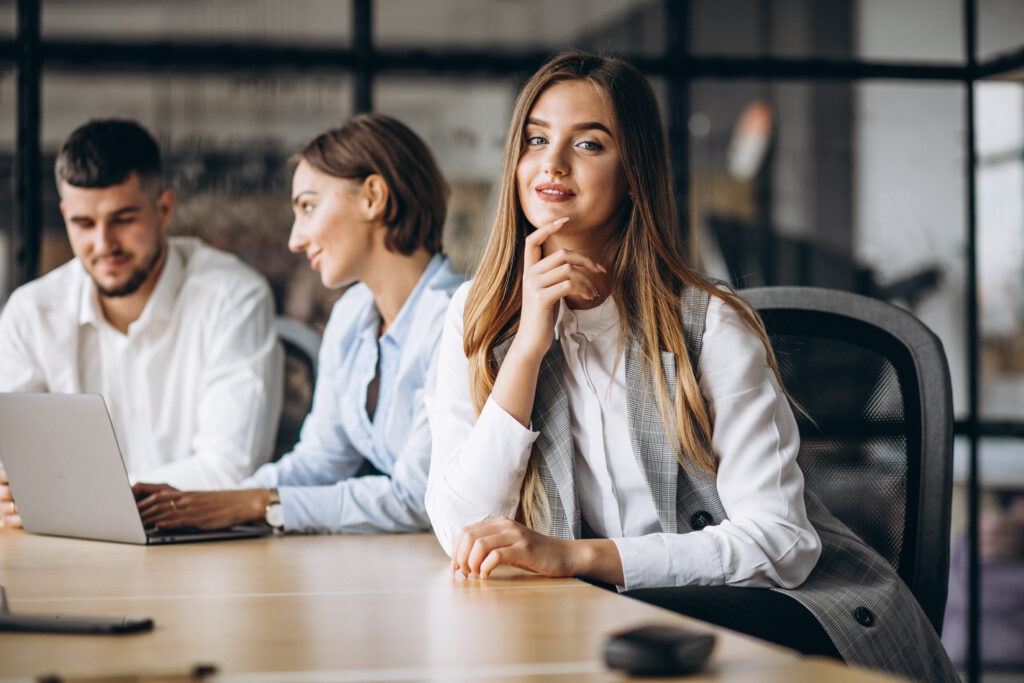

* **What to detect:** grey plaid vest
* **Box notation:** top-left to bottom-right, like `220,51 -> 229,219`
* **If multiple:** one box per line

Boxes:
492,286 -> 957,682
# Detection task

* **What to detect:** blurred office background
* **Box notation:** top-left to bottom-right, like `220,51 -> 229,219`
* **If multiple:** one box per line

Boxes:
1,0 -> 1023,680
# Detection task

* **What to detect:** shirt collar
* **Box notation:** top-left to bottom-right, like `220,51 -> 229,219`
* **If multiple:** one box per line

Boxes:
554,295 -> 619,343
77,260 -> 104,328
76,242 -> 184,332
376,252 -> 446,349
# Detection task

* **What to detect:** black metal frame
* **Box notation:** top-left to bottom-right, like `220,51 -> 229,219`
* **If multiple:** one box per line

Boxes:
3,1 -> 1024,679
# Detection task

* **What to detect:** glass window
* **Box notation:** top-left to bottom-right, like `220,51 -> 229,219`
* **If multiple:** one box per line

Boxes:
41,0 -> 351,45
977,81 -> 1024,421
855,0 -> 963,63
0,1 -> 14,39
948,435 -> 1024,669
854,82 -> 966,416
375,75 -> 517,276
690,0 -> 962,63
376,0 -> 663,56
41,70 -> 354,328
689,79 -> 967,415
689,79 -> 858,277
978,0 -> 1024,62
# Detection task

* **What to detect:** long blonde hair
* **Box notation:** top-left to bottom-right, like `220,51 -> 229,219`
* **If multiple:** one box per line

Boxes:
464,51 -> 785,531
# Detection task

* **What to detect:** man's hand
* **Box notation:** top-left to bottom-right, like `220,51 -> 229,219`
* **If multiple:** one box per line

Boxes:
0,467 -> 22,528
133,483 -> 270,531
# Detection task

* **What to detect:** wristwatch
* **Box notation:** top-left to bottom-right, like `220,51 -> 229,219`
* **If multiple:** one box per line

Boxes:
264,488 -> 284,530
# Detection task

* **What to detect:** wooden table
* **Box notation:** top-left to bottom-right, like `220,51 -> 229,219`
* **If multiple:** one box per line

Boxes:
0,529 -> 896,682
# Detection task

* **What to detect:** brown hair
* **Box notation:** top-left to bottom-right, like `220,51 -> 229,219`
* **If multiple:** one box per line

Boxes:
464,51 -> 787,531
55,119 -> 162,197
296,113 -> 448,255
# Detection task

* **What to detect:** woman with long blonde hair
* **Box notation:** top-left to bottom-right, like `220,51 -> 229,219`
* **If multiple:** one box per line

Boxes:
425,51 -> 955,681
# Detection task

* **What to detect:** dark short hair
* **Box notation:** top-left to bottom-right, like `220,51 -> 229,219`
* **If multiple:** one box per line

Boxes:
296,113 -> 449,255
55,119 -> 162,195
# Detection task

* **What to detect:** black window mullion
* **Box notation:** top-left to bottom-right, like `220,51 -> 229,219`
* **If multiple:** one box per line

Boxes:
14,0 -> 41,292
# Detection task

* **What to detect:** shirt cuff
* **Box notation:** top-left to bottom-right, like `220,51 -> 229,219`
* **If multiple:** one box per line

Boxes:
612,532 -> 725,591
438,396 -> 540,517
239,461 -> 280,490
480,395 -> 540,442
278,485 -> 339,533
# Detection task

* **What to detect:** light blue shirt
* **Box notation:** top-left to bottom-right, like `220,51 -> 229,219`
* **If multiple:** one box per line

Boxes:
242,254 -> 465,533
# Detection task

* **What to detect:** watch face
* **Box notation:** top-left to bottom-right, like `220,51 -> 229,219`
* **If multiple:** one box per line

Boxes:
265,503 -> 284,529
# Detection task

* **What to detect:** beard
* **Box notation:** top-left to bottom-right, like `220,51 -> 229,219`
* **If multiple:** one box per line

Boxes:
93,240 -> 165,298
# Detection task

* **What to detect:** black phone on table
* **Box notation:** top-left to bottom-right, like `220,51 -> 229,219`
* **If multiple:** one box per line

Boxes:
0,586 -> 153,634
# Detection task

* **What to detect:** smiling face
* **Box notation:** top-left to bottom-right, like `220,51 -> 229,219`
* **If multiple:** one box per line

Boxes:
289,160 -> 377,289
515,79 -> 631,244
60,172 -> 171,300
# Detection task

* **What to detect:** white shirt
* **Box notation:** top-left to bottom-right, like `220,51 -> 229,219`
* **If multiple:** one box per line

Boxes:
0,237 -> 283,489
557,297 -> 661,540
425,282 -> 821,591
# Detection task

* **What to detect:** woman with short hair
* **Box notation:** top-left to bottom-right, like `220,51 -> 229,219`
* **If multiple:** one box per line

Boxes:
136,113 -> 465,534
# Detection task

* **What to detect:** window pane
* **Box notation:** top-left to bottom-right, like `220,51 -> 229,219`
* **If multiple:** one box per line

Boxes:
41,0 -> 351,45
977,81 -> 1024,421
375,75 -> 517,276
691,0 -> 963,62
689,79 -> 858,272
0,1 -> 13,38
376,0 -> 664,56
979,0 -> 1024,61
41,71 -> 354,327
856,0 -> 963,63
947,436 -> 1024,670
855,82 -> 966,418
690,80 -> 967,416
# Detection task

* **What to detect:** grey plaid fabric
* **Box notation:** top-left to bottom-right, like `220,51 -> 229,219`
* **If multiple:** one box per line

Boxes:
492,287 -> 957,682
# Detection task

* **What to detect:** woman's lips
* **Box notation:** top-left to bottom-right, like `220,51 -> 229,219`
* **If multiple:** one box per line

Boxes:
535,183 -> 575,203
309,252 -> 322,270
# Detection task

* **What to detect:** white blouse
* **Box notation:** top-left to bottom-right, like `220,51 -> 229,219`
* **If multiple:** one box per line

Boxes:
424,282 -> 821,590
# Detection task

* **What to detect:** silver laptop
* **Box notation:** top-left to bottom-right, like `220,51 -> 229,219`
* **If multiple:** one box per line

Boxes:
0,393 -> 271,545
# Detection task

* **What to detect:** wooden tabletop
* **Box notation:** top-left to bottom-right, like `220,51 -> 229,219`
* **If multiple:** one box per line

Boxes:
0,529 -> 898,682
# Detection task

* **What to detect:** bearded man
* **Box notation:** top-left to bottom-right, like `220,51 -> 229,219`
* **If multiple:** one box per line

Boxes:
0,119 -> 283,527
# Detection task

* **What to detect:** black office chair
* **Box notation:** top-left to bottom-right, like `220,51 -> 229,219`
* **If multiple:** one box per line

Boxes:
273,316 -> 322,462
742,286 -> 953,633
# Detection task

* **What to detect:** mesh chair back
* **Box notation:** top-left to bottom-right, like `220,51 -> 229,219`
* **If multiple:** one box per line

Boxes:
741,287 -> 953,633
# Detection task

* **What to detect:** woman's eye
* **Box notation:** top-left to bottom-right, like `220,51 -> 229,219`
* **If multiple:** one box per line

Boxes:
577,140 -> 603,152
525,135 -> 547,146
301,202 -> 315,214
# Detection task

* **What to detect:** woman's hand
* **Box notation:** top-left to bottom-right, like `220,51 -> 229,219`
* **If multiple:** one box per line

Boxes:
514,217 -> 606,360
133,483 -> 269,531
452,517 -> 575,578
450,517 -> 624,585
